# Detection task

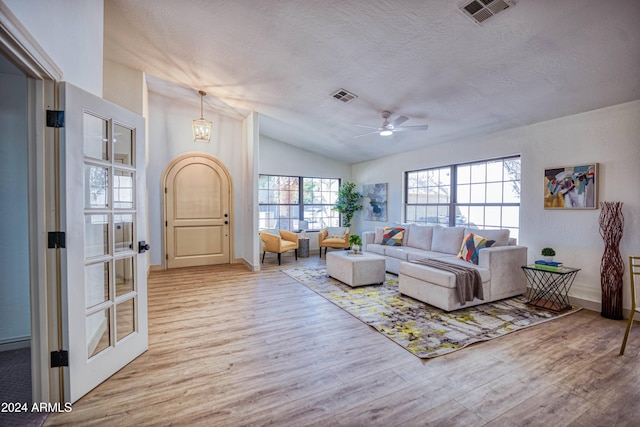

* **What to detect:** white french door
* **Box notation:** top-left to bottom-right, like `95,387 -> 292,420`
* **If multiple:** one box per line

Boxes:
59,82 -> 148,403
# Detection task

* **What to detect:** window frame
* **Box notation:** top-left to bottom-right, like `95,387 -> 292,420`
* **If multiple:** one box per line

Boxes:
404,156 -> 521,239
258,174 -> 341,231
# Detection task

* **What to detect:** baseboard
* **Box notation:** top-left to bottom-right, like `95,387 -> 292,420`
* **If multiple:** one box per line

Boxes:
561,292 -> 640,321
0,337 -> 30,352
241,258 -> 260,272
569,295 -> 600,313
151,261 -> 256,271
569,295 -> 640,320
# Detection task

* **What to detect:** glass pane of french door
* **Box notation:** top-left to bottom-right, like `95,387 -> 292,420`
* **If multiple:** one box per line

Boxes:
83,112 -> 137,359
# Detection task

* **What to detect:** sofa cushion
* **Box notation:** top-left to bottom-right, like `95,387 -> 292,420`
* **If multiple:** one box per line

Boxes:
402,257 -> 491,284
322,237 -> 349,245
374,227 -> 385,244
407,251 -> 450,262
383,246 -> 410,260
464,227 -> 510,247
400,261 -> 457,289
435,256 -> 492,282
382,227 -> 404,246
365,243 -> 386,256
327,227 -> 349,238
458,233 -> 495,265
431,226 -> 465,255
383,246 -> 430,261
407,224 -> 434,251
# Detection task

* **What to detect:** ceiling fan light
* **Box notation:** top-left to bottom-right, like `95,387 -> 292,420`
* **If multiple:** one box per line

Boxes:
379,129 -> 393,136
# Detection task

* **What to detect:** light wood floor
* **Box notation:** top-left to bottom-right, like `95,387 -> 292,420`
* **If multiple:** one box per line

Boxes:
45,253 -> 640,426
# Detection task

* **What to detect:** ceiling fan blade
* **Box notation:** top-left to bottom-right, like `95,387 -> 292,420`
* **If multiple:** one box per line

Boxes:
392,124 -> 429,132
352,130 -> 380,138
390,115 -> 409,127
352,123 -> 382,130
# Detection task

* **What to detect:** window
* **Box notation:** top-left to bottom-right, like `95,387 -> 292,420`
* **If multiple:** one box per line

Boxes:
405,156 -> 521,240
258,175 -> 340,231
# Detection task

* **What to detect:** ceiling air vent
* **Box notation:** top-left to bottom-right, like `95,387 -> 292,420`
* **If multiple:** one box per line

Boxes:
460,0 -> 512,24
330,88 -> 358,104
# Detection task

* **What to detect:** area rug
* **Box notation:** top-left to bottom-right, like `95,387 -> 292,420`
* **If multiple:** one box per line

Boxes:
282,266 -> 581,359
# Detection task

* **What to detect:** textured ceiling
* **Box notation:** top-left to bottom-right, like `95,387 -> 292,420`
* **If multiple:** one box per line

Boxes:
104,0 -> 640,164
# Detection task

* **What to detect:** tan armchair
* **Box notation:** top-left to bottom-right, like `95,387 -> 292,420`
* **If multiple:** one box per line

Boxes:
318,227 -> 350,258
260,230 -> 299,265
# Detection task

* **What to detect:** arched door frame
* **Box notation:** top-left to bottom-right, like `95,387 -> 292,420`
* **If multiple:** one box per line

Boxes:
161,152 -> 235,269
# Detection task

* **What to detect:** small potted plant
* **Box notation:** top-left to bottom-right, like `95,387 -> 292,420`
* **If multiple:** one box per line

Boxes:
541,247 -> 556,262
350,234 -> 363,254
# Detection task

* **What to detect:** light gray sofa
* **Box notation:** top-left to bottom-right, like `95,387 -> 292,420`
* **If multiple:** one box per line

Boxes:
362,224 -> 527,311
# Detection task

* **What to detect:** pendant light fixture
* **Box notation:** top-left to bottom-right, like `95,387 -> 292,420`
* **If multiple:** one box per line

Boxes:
193,90 -> 212,143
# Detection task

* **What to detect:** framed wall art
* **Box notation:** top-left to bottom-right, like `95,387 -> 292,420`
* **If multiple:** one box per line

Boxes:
544,163 -> 598,209
362,183 -> 387,221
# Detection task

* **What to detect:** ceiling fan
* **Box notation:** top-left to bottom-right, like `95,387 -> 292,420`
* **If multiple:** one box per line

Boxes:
353,111 -> 429,138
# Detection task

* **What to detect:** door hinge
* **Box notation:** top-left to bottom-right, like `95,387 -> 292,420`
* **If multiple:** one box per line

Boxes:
46,110 -> 65,128
50,350 -> 69,367
48,231 -> 66,249
166,254 -> 168,260
165,221 -> 168,227
164,187 -> 167,194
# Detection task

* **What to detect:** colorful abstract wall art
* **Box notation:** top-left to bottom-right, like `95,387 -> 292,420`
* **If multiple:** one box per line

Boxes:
362,183 -> 388,221
544,163 -> 597,209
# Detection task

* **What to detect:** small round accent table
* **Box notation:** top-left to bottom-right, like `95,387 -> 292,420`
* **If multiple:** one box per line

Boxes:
298,238 -> 309,257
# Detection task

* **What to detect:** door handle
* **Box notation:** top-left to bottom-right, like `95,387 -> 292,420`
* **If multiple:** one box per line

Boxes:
138,241 -> 150,253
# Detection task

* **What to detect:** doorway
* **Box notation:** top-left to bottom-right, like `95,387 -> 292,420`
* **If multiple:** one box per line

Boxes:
163,154 -> 233,268
0,49 -> 31,413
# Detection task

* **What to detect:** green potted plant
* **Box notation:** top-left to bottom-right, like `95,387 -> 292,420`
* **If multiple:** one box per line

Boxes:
349,234 -> 363,253
541,247 -> 556,261
333,182 -> 362,228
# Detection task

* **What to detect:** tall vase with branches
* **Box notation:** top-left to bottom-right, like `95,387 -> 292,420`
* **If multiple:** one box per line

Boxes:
599,201 -> 624,320
334,182 -> 362,228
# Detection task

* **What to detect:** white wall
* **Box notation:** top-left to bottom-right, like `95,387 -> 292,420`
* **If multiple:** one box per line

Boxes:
146,91 -> 246,266
4,0 -> 104,96
244,112 -> 260,270
103,59 -> 145,116
259,135 -> 352,179
352,100 -> 640,310
0,69 -> 30,343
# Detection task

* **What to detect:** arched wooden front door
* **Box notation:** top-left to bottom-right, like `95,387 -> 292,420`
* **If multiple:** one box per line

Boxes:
163,154 -> 232,268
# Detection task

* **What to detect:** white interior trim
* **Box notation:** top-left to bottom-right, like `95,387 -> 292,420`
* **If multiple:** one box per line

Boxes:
0,0 -> 63,404
0,336 -> 30,352
0,1 -> 62,81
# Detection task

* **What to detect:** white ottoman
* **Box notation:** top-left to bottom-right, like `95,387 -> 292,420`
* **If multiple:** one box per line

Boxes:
326,251 -> 386,287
